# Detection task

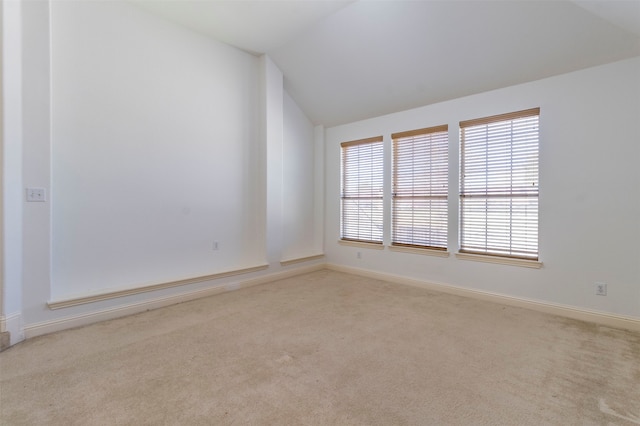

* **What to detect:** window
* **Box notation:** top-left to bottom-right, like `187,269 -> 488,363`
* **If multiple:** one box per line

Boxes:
392,125 -> 448,250
459,108 -> 539,260
341,136 -> 384,244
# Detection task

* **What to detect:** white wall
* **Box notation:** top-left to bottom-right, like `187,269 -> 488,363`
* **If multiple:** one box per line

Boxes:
0,0 -> 3,320
262,55 -> 284,264
325,57 -> 640,319
51,1 -> 263,298
2,0 -> 25,344
282,91 -> 319,260
4,0 -> 323,339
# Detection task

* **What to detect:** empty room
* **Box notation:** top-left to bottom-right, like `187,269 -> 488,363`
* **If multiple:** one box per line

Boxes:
1,0 -> 639,424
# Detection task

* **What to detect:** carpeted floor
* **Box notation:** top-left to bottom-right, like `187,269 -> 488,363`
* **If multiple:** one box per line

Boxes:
1,270 -> 639,425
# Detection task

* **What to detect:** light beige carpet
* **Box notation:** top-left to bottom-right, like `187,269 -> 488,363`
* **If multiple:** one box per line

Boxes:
1,270 -> 639,425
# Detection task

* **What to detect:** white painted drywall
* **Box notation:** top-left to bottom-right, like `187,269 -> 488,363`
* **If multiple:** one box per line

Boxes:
313,125 -> 325,254
21,0 -> 51,342
1,0 -> 24,343
13,0 -> 322,334
325,57 -> 640,318
50,1 -> 262,298
282,91 -> 318,260
262,55 -> 284,264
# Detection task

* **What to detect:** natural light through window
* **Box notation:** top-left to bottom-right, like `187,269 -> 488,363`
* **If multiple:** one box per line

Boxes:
392,125 -> 448,250
341,136 -> 384,244
459,108 -> 539,260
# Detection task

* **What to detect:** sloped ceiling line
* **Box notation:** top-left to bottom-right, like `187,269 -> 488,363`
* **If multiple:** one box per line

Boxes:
131,0 -> 640,126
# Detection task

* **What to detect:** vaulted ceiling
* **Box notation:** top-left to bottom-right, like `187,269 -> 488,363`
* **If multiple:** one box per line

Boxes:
132,0 -> 640,127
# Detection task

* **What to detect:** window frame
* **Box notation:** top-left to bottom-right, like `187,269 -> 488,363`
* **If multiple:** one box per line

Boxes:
391,124 -> 449,252
459,108 -> 540,262
340,136 -> 384,245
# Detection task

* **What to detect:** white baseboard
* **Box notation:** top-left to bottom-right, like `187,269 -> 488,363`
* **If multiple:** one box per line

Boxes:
280,253 -> 324,266
24,263 -> 324,339
326,263 -> 640,333
0,312 -> 25,346
18,261 -> 640,340
48,264 -> 270,310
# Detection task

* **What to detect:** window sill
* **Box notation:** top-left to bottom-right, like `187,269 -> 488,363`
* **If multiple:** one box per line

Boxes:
338,240 -> 385,250
455,252 -> 542,269
389,245 -> 450,257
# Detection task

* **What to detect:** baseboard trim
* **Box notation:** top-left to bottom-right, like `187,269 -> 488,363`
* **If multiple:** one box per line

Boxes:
326,263 -> 640,333
25,263 -> 324,339
19,262 -> 640,340
280,254 -> 324,266
0,312 -> 25,346
48,264 -> 270,310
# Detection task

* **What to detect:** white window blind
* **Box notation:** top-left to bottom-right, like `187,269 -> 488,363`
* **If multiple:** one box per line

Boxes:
460,108 -> 539,260
392,125 -> 448,250
341,136 -> 384,244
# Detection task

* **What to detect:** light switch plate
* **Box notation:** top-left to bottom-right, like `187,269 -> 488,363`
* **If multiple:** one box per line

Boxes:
26,187 -> 46,202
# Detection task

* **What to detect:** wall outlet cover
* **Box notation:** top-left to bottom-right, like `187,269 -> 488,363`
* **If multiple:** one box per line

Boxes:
26,187 -> 46,202
595,282 -> 607,296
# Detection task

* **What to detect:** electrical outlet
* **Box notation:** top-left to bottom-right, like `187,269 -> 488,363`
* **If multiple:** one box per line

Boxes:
595,282 -> 607,296
356,251 -> 362,259
26,187 -> 46,202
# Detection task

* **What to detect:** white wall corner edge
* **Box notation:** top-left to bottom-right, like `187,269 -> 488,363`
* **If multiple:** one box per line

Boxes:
325,263 -> 640,333
23,263 -> 324,340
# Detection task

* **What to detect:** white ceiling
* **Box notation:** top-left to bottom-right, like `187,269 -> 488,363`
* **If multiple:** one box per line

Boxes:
132,0 -> 355,54
132,0 -> 640,127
